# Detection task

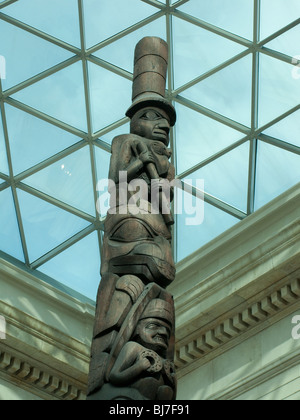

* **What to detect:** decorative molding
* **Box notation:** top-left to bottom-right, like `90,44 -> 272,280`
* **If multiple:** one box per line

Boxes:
208,346 -> 300,400
0,349 -> 85,400
0,258 -> 95,400
174,275 -> 300,377
170,185 -> 300,381
174,220 -> 300,339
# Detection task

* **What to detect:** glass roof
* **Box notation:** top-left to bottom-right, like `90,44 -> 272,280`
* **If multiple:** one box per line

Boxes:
0,0 -> 299,302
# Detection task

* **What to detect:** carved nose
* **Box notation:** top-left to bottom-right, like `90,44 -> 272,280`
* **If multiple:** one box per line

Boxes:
157,326 -> 169,337
157,121 -> 170,135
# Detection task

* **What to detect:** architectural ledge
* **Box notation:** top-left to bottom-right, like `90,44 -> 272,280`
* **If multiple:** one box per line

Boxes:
0,259 -> 95,400
0,184 -> 299,399
168,183 -> 300,379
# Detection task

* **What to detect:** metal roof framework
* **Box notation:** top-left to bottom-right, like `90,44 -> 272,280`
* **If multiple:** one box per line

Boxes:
0,0 -> 299,300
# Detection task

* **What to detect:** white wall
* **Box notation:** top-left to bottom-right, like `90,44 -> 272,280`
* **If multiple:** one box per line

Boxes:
0,378 -> 42,400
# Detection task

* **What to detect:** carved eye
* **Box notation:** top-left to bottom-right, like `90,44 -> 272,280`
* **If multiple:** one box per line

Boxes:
110,219 -> 153,242
146,322 -> 171,338
140,110 -> 163,121
146,322 -> 160,329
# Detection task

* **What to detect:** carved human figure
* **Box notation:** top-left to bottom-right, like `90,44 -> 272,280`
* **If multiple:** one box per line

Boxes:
109,106 -> 174,191
87,36 -> 177,401
97,298 -> 176,400
101,105 -> 176,288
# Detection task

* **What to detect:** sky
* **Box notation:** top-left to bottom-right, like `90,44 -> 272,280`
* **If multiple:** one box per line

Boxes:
0,0 -> 299,301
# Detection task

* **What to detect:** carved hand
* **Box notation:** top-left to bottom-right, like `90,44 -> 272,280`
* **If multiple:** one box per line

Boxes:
139,349 -> 163,373
139,149 -> 156,165
139,356 -> 152,371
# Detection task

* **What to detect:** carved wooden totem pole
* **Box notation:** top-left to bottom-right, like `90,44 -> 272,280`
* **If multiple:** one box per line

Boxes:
87,37 -> 177,401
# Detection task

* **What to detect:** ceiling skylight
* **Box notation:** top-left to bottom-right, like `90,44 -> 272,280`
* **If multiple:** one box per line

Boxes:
0,0 -> 299,301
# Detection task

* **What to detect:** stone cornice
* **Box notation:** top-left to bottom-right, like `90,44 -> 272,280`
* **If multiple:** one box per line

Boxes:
175,274 -> 300,378
169,184 -> 300,379
0,298 -> 92,399
0,348 -> 85,400
0,259 -> 95,400
175,220 -> 299,339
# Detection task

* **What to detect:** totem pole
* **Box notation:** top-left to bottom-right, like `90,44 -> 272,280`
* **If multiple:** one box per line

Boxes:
87,37 -> 177,401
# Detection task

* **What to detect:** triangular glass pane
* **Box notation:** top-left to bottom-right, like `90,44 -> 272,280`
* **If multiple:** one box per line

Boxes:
183,142 -> 250,212
88,62 -> 132,133
258,54 -> 300,128
94,145 -> 111,183
99,122 -> 130,145
94,145 -> 111,218
5,104 -> 81,175
94,17 -> 166,73
177,0 -> 254,40
265,24 -> 300,58
175,103 -> 245,175
176,190 -> 239,261
38,231 -> 101,301
0,187 -> 24,261
23,146 -> 96,215
0,19 -> 73,91
12,62 -> 87,131
255,141 -> 300,210
173,17 -> 247,88
264,110 -> 300,148
260,0 -> 300,41
17,188 -> 91,263
2,0 -> 81,46
83,0 -> 157,48
0,109 -> 9,175
183,54 -> 252,126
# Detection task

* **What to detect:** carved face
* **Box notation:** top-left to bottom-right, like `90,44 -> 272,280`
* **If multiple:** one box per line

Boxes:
130,107 -> 170,145
134,317 -> 171,354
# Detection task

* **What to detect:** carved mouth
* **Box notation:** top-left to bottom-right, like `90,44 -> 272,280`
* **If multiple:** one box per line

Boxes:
154,335 -> 167,348
153,129 -> 168,139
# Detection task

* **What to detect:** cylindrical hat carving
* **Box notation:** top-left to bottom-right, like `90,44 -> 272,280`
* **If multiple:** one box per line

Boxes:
126,37 -> 176,126
132,37 -> 168,101
134,36 -> 168,64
